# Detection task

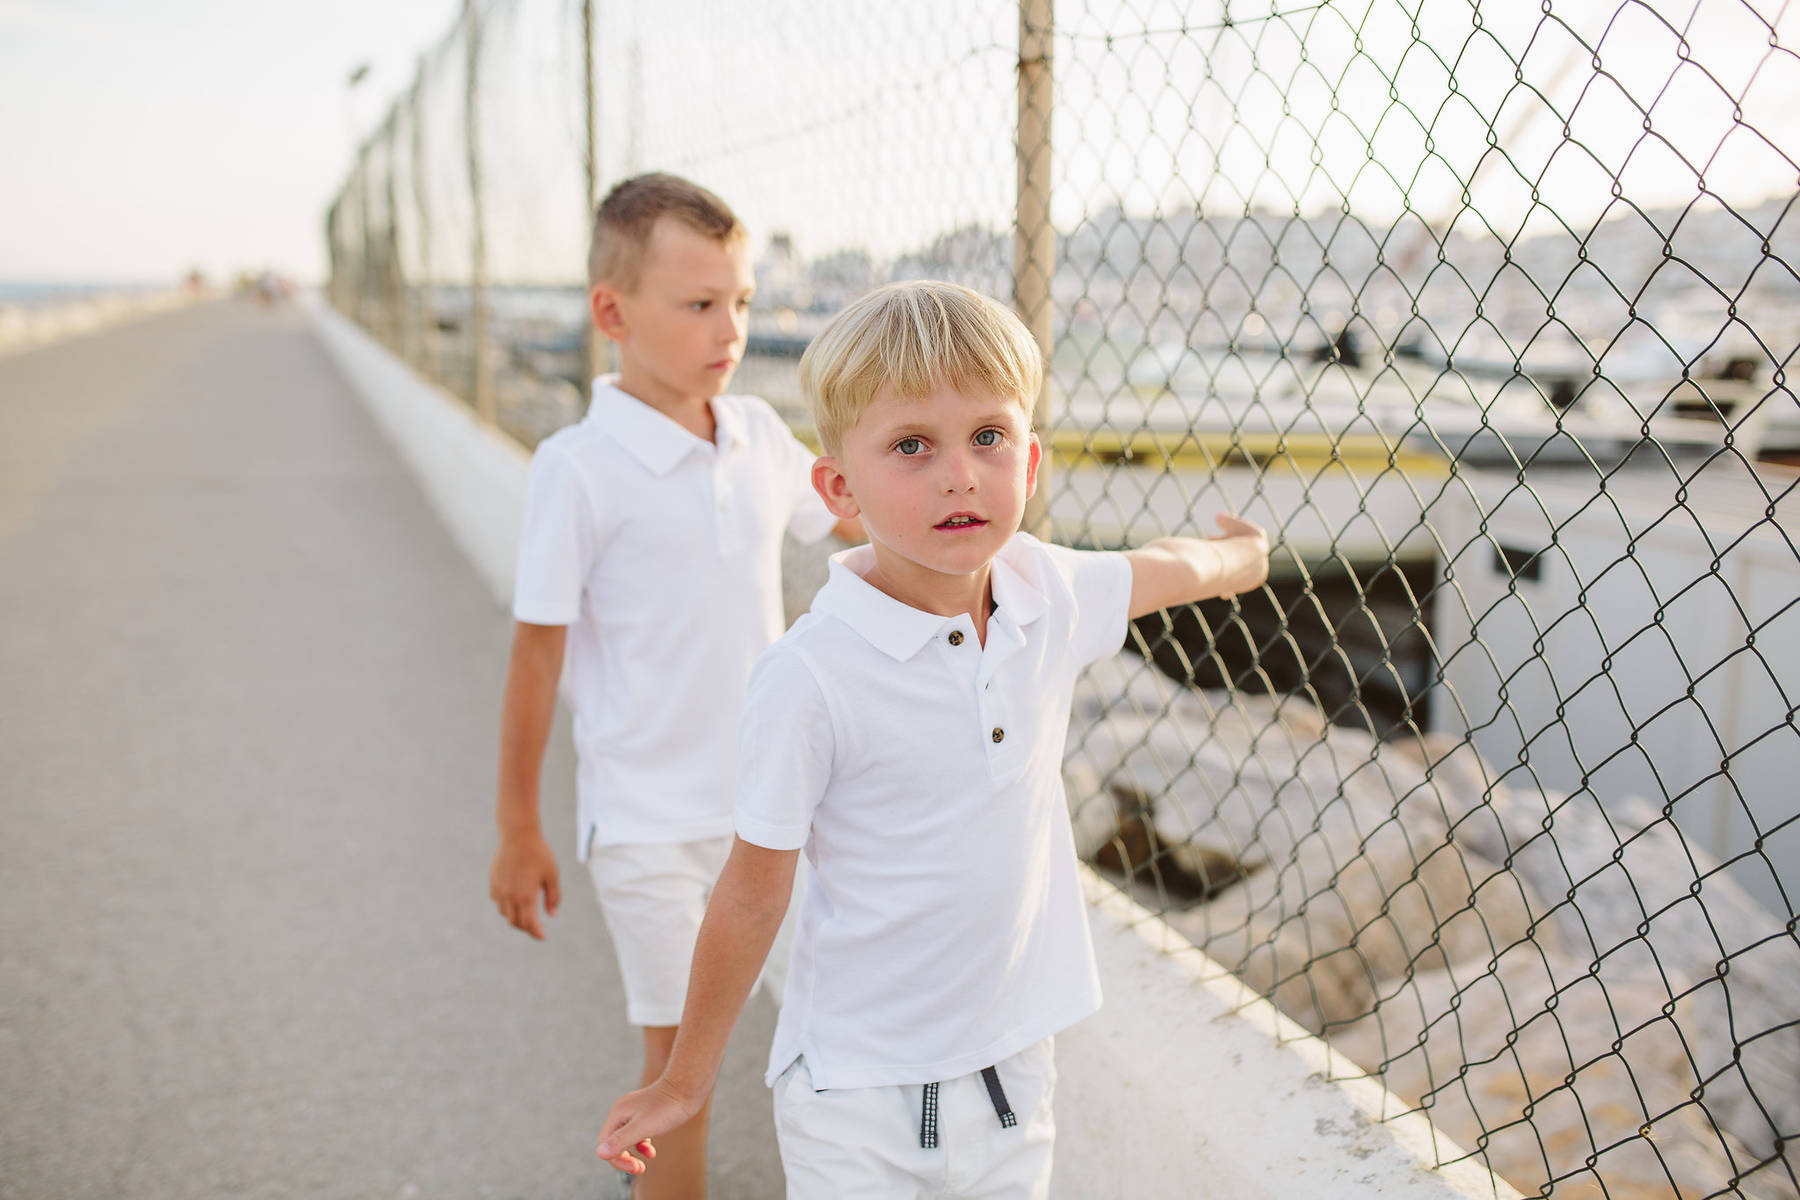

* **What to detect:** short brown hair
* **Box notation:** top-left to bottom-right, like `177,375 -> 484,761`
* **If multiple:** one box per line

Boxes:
587,173 -> 746,291
799,280 -> 1043,456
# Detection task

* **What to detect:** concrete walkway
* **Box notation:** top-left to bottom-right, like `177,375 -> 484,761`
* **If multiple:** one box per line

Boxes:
0,300 -> 783,1199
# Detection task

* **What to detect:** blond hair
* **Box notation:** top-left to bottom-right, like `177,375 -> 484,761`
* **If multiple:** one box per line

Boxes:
799,280 -> 1043,455
587,173 -> 746,291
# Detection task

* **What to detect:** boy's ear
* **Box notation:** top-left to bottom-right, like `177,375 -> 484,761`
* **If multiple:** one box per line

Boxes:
1024,431 -> 1042,500
589,284 -> 627,343
812,456 -> 860,520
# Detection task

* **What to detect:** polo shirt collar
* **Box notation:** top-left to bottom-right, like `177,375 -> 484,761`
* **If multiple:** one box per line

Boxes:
988,535 -> 1049,629
813,539 -> 1048,662
586,376 -> 741,475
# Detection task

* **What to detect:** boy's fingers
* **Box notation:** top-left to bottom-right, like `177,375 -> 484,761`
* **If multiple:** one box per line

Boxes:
597,1103 -> 659,1161
545,872 -> 562,917
596,1118 -> 628,1158
1214,512 -> 1267,541
1213,511 -> 1249,533
499,896 -> 545,939
600,1141 -> 653,1171
597,1143 -> 643,1173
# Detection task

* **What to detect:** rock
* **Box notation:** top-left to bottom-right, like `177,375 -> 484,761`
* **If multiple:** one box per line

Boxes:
1063,653 -> 1800,1199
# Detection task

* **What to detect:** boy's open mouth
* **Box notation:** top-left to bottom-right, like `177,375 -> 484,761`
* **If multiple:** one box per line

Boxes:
934,515 -> 987,530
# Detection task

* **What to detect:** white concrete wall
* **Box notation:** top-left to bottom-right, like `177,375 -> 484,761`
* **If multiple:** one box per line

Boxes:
309,297 -> 530,606
308,297 -> 1518,1199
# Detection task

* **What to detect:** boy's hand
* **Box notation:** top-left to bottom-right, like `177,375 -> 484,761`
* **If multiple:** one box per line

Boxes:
488,831 -> 561,940
1208,511 -> 1271,595
596,1080 -> 702,1174
1125,513 -> 1271,618
1211,511 -> 1265,542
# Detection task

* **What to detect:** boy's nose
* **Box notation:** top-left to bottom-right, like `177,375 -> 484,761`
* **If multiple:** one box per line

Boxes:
942,450 -> 978,492
719,307 -> 747,343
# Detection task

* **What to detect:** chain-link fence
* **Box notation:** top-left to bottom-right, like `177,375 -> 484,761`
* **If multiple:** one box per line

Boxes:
326,2 -> 1800,1196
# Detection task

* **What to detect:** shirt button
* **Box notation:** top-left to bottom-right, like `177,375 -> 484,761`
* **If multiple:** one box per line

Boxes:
991,727 -> 1005,743
947,631 -> 964,646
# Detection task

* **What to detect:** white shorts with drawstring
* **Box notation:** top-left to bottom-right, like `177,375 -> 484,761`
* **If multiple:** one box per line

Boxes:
772,1037 -> 1057,1200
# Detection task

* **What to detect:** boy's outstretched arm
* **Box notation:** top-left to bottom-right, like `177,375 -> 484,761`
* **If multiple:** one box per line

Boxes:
1124,513 -> 1271,618
596,837 -> 799,1175
490,620 -> 567,940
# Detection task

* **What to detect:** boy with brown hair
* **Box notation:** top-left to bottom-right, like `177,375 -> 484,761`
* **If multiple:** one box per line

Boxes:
595,279 -> 1269,1197
489,172 -> 856,1199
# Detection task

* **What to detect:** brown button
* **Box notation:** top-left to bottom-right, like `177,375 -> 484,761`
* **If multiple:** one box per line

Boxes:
947,630 -> 964,646
991,727 -> 1005,743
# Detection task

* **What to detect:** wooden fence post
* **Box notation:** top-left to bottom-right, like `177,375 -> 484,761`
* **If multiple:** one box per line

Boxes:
1016,0 -> 1056,538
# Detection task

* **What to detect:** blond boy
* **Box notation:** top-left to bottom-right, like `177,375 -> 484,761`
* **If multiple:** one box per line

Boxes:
489,173 -> 857,1199
594,280 -> 1269,1197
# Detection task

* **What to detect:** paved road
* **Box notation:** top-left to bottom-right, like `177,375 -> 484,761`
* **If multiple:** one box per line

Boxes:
0,301 -> 784,1199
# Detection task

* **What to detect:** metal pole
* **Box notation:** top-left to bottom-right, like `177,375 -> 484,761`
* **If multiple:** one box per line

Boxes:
1016,0 -> 1055,538
325,197 -> 343,313
410,58 -> 436,381
357,149 -> 376,333
582,0 -> 606,392
382,110 -> 404,353
465,0 -> 494,424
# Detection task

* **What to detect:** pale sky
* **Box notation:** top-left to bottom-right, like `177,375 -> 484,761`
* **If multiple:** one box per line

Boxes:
0,0 -> 462,284
3,0 -> 1795,286
597,0 -> 1800,270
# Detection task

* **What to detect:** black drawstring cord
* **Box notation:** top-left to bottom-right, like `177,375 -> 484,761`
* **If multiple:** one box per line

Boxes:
980,1066 -> 1017,1129
919,1066 -> 1016,1147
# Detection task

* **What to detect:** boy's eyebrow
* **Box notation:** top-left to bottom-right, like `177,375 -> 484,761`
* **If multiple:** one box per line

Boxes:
873,407 -> 1022,434
679,286 -> 756,303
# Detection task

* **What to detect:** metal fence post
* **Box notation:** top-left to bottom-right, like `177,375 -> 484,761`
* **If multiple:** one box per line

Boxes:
465,0 -> 494,424
324,196 -> 344,313
355,151 -> 377,333
582,0 -> 605,396
381,110 -> 405,353
409,58 -> 435,382
1015,0 -> 1055,538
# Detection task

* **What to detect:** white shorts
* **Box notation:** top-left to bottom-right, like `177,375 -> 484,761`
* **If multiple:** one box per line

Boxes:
772,1038 -> 1057,1200
586,835 -> 799,1027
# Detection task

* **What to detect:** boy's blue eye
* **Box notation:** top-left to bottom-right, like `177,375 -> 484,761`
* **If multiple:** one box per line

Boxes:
895,437 -> 925,456
974,429 -> 1001,447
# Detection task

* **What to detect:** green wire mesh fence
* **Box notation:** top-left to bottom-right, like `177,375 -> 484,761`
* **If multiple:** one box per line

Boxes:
327,2 -> 1800,1196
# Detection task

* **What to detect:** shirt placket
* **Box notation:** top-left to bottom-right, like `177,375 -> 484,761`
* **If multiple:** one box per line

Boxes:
939,616 -> 988,757
710,447 -> 735,555
973,617 -> 1025,780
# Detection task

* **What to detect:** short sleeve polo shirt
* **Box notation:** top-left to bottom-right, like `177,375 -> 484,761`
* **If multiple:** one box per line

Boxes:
513,377 -> 837,856
735,532 -> 1133,1089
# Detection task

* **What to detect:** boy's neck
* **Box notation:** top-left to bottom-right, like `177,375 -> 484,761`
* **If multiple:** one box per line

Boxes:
613,368 -> 718,443
862,551 -> 996,644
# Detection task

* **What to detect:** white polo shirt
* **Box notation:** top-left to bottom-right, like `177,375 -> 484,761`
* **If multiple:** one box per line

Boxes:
513,378 -> 837,856
735,532 -> 1133,1089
